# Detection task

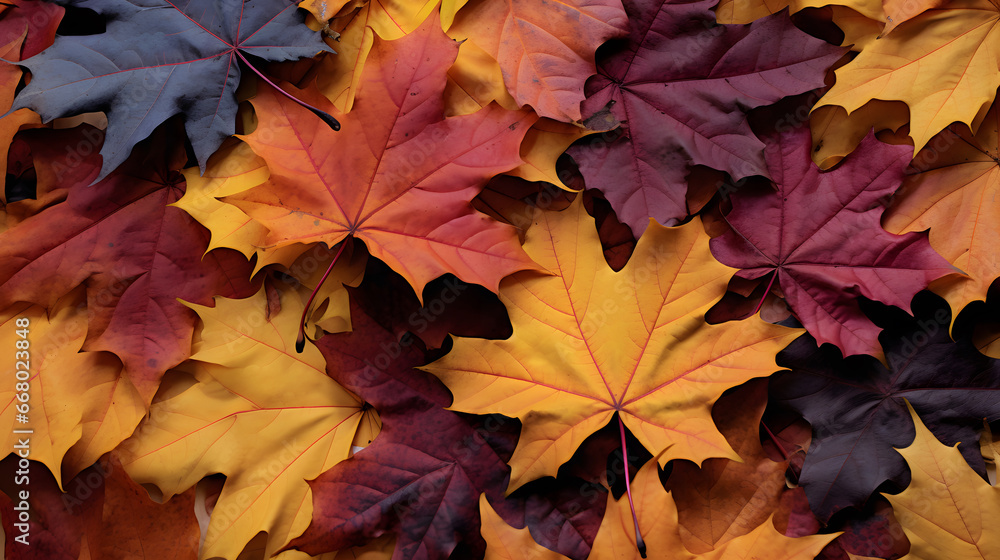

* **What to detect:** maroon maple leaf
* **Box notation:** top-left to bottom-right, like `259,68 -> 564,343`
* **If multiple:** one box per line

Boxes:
567,0 -> 843,236
709,126 -> 955,357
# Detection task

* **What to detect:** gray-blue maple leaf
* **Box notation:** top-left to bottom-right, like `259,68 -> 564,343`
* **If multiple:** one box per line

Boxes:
6,0 -> 335,180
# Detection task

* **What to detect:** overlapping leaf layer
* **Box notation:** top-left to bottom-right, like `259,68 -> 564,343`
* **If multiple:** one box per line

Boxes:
0,0 -> 997,559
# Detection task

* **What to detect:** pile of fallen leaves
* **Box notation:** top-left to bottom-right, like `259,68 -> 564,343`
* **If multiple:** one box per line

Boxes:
1,0 -> 999,558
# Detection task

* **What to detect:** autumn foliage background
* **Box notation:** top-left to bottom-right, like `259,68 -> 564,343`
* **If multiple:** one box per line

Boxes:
1,0 -> 999,558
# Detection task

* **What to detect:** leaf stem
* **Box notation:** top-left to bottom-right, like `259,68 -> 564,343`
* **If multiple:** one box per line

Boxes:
751,269 -> 778,317
761,420 -> 799,484
761,420 -> 788,462
617,415 -> 647,558
235,49 -> 341,131
296,238 -> 350,353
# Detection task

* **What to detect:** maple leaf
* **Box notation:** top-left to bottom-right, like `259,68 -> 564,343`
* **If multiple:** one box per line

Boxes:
0,292 -> 144,486
288,300 -> 520,560
224,15 -> 540,298
885,402 -> 1000,560
446,0 -> 628,122
6,0 -> 335,180
422,196 -> 802,490
0,124 -> 258,399
119,285 -> 372,560
565,0 -> 843,236
709,126 -> 955,358
883,102 -> 1000,324
0,454 -> 200,559
480,460 -> 838,559
667,378 -> 788,553
814,0 -> 1000,155
769,292 -> 1000,522
174,138 -> 370,331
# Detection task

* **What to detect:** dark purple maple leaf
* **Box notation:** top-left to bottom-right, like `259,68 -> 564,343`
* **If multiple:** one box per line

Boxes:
709,126 -> 956,357
770,292 -> 1000,522
566,0 -> 844,236
6,0 -> 334,180
291,281 -> 605,560
289,296 -> 521,560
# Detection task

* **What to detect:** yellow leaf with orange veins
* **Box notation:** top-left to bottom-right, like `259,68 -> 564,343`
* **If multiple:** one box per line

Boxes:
443,40 -> 518,117
810,100 -> 910,169
447,0 -> 628,122
883,103 -> 1000,323
815,0 -> 1000,155
175,139 -> 271,258
886,402 -> 1000,559
506,119 -> 591,191
119,286 -> 372,560
422,197 -> 802,491
0,290 -> 144,487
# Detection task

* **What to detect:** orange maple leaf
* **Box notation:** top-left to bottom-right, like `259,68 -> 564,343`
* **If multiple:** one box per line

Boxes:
226,15 -> 540,297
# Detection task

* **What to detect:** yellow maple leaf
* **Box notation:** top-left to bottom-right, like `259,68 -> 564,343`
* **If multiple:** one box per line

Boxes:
815,0 -> 1000,155
0,290 -> 145,486
886,402 -> 1000,559
422,197 -> 802,490
119,285 -> 373,560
